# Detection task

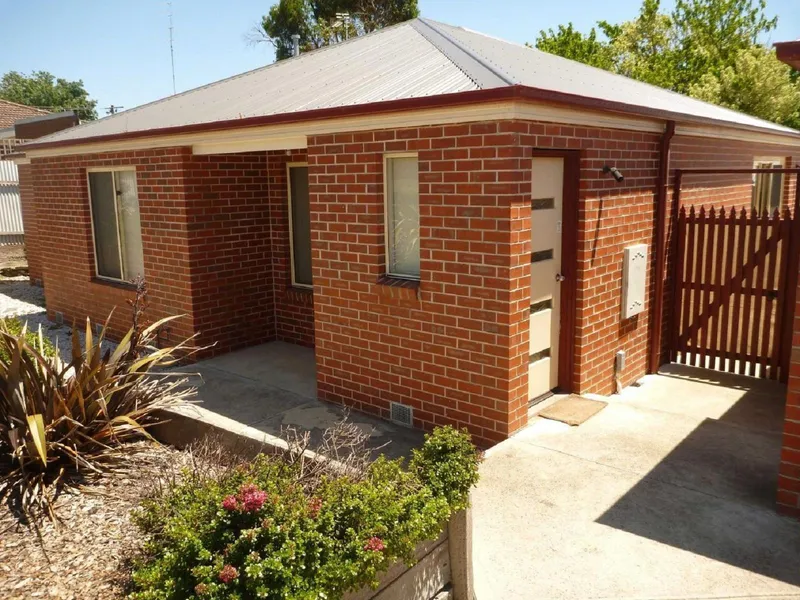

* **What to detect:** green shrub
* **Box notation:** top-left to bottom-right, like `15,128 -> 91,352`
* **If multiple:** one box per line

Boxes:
0,317 -> 55,361
129,427 -> 481,600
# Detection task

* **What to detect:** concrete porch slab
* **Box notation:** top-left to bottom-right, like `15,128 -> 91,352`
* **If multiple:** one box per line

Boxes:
473,365 -> 800,599
169,341 -> 424,460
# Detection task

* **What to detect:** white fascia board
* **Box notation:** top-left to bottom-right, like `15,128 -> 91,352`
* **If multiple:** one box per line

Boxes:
676,124 -> 800,148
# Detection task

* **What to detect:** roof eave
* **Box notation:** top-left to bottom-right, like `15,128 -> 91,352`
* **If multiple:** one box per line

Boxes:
23,84 -> 800,154
25,87 -> 524,152
514,85 -> 800,140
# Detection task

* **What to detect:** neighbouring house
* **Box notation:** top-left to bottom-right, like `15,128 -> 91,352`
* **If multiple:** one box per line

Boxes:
0,100 -> 51,245
1,101 -> 78,248
0,99 -> 49,150
775,39 -> 800,70
12,20 -> 800,476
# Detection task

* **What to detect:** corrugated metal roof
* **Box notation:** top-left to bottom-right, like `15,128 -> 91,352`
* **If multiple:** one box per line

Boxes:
0,160 -> 18,184
0,161 -> 24,236
38,22 -> 478,145
30,17 -> 799,147
428,20 -> 798,135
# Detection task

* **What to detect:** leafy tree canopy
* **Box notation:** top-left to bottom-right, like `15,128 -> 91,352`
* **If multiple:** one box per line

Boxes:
533,0 -> 799,128
534,23 -> 616,71
689,45 -> 800,125
0,70 -> 98,121
252,0 -> 419,61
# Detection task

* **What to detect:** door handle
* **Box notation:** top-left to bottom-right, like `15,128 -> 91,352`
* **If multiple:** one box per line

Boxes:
555,273 -> 566,283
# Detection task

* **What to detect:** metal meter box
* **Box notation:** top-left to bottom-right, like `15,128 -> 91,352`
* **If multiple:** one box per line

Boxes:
622,244 -> 647,319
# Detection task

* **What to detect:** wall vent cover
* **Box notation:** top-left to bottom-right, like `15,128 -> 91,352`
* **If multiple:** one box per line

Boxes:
54,312 -> 64,326
390,402 -> 413,427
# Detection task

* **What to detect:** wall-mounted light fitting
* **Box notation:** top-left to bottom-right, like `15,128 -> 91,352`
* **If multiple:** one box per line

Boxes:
603,165 -> 624,182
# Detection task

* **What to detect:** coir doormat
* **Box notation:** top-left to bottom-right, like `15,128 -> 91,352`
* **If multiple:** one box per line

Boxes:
538,395 -> 607,426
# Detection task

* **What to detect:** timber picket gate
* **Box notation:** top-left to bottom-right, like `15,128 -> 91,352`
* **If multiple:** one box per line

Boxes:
669,168 -> 800,382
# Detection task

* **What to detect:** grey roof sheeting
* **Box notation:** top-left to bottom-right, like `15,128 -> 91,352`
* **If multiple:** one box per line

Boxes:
31,18 -> 799,147
431,21 -> 798,134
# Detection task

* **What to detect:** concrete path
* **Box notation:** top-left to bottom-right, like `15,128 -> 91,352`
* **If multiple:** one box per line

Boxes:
473,364 -> 800,600
170,342 -> 424,460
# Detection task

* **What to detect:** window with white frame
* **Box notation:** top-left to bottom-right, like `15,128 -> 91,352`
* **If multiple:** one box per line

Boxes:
752,158 -> 785,215
88,169 -> 144,282
288,164 -> 312,287
384,154 -> 420,279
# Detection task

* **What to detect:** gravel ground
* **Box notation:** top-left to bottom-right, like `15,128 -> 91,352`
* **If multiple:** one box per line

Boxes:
0,247 -> 117,357
0,278 -> 94,358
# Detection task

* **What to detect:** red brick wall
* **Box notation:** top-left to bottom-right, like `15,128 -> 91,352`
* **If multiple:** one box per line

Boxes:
671,136 -> 796,213
266,150 -> 315,347
26,120 -> 800,455
29,146 -> 315,353
306,121 -> 800,443
779,282 -> 800,517
30,148 -> 197,343
513,122 -> 661,395
183,152 -> 276,354
308,122 -> 529,446
656,136 -> 799,366
17,164 -> 43,284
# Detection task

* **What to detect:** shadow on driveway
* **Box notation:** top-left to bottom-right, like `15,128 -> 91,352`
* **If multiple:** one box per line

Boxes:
597,364 -> 800,587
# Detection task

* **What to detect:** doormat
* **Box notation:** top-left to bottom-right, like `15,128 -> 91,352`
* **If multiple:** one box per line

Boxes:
538,395 -> 607,426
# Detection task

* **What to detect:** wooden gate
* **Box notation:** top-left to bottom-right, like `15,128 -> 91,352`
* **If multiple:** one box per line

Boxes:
670,169 -> 800,381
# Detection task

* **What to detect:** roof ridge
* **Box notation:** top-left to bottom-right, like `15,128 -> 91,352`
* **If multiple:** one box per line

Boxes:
52,20 -> 418,141
412,18 -> 513,89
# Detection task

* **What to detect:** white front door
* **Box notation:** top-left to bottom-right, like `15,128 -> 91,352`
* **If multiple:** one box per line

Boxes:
528,157 -> 564,400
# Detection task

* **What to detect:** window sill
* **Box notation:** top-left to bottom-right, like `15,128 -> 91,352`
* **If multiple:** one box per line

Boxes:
376,275 -> 420,300
286,286 -> 314,305
91,277 -> 136,292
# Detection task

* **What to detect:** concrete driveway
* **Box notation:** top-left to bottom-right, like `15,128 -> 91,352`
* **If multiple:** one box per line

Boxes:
473,365 -> 800,599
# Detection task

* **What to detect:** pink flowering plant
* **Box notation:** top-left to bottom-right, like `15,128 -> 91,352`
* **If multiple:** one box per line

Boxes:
130,426 -> 480,600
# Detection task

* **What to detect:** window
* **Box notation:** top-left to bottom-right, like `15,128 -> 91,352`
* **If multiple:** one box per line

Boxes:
88,169 -> 144,282
384,154 -> 420,279
288,164 -> 312,287
752,159 -> 785,215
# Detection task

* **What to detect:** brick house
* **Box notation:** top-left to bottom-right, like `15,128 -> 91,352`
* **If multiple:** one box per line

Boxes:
13,19 -> 800,452
0,99 -> 49,144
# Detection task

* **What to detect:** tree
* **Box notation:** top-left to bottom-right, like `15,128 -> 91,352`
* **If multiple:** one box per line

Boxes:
532,0 -> 799,127
0,71 -> 98,121
599,0 -> 679,89
534,23 -> 616,71
250,0 -> 419,61
689,46 -> 800,124
671,0 -> 777,93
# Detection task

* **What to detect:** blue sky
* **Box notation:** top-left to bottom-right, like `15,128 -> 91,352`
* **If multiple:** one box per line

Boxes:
2,0 -> 799,115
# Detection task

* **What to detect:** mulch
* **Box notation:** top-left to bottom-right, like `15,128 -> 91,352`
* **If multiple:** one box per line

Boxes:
0,443 -> 186,600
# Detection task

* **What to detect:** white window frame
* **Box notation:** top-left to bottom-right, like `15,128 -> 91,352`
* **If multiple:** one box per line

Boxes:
286,162 -> 313,289
752,157 -> 785,214
383,152 -> 420,280
86,166 -> 142,284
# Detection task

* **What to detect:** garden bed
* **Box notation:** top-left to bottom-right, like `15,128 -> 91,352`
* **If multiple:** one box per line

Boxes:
0,273 -> 476,600
0,443 -> 184,600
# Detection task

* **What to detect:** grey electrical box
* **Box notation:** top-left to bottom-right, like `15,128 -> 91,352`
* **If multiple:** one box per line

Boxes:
622,244 -> 647,319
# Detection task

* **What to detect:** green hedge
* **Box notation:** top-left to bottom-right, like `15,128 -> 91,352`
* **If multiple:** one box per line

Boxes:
129,427 -> 480,600
0,317 -> 55,361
